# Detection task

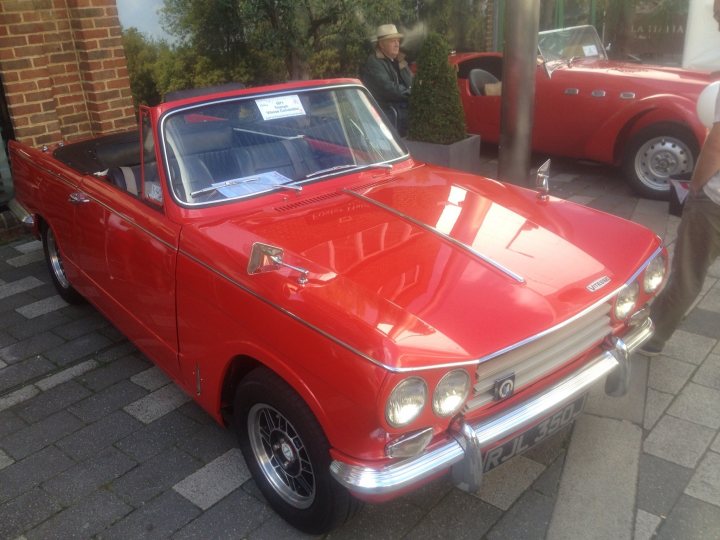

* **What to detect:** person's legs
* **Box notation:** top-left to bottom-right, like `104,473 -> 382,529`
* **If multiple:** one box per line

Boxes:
645,195 -> 720,352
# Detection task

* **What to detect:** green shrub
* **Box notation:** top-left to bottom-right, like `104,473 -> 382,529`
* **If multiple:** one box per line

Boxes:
407,33 -> 466,144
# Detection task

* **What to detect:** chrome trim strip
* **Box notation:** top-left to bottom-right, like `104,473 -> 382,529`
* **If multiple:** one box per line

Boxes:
330,318 -> 653,496
13,150 -> 78,190
591,89 -> 607,97
620,92 -> 636,100
84,196 -> 176,252
343,189 -> 525,283
625,244 -> 663,286
178,249 -> 389,369
564,88 -> 580,95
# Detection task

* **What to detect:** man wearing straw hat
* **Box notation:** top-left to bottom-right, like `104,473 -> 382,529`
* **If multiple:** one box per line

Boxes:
361,23 -> 414,136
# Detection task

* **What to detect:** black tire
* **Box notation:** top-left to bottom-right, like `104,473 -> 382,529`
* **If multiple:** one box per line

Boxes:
622,123 -> 699,200
41,222 -> 83,304
233,367 -> 360,534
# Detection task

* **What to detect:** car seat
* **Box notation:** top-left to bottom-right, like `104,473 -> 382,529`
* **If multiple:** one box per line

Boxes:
468,69 -> 500,96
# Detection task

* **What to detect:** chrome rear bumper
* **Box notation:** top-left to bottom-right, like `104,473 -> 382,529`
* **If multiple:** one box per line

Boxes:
330,317 -> 653,497
8,198 -> 35,234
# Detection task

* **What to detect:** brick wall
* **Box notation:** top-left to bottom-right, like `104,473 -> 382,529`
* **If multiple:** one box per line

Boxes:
0,0 -> 135,148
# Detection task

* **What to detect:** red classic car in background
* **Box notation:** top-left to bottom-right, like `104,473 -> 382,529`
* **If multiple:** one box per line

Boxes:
454,25 -> 714,199
10,78 -> 666,533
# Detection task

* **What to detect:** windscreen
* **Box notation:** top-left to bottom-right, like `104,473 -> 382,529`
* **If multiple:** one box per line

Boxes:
161,85 -> 407,206
538,25 -> 607,63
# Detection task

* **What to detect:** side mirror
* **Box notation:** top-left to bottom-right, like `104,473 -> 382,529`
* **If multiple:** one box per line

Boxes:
248,242 -> 309,285
535,159 -> 551,201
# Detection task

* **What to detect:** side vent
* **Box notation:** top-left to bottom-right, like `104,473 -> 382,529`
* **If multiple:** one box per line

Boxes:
274,191 -> 343,212
349,176 -> 396,193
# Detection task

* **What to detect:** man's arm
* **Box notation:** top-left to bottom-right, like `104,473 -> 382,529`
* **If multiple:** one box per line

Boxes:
690,123 -> 720,193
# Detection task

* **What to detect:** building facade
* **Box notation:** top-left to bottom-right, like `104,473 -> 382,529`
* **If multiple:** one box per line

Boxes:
0,0 -> 135,204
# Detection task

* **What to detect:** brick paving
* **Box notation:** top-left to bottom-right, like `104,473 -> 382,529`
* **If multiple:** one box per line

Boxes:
0,156 -> 718,538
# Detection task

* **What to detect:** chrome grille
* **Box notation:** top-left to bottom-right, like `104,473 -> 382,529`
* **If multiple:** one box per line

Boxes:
464,302 -> 612,413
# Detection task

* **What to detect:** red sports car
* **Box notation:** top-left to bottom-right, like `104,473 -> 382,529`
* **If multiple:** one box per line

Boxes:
454,25 -> 713,199
11,77 -> 665,533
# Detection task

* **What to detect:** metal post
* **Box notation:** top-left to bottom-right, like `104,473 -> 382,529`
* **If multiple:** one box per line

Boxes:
556,0 -> 564,28
497,0 -> 541,187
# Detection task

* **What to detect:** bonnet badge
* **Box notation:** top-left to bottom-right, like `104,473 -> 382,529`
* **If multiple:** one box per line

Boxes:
494,373 -> 516,401
586,276 -> 611,292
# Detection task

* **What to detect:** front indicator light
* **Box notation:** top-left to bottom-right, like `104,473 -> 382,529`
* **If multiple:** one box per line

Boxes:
614,281 -> 640,320
385,427 -> 434,458
433,369 -> 471,417
386,377 -> 427,428
643,255 -> 666,293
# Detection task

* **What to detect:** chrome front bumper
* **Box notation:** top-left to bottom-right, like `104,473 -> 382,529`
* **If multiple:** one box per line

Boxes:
330,317 -> 653,497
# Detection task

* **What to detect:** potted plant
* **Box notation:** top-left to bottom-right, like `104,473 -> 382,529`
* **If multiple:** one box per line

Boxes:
404,32 -> 480,172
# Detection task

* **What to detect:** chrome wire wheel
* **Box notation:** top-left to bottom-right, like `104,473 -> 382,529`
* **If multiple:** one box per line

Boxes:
247,403 -> 316,509
46,227 -> 71,290
632,135 -> 693,192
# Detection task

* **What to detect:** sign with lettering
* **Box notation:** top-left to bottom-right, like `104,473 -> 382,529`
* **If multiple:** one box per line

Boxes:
256,95 -> 306,120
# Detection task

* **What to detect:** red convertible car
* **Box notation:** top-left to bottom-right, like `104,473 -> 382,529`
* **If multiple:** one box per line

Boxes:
455,25 -> 714,199
11,78 -> 666,533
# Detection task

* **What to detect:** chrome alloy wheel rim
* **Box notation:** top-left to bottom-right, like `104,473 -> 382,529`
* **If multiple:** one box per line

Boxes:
47,228 -> 70,289
247,404 -> 316,509
634,135 -> 693,191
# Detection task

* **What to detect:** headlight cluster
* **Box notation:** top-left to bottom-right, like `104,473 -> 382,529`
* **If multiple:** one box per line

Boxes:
613,253 -> 666,320
386,370 -> 471,428
386,378 -> 427,427
614,281 -> 639,319
643,254 -> 666,293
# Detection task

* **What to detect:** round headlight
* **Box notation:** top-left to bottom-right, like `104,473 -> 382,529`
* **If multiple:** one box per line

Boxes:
643,255 -> 666,293
614,281 -> 640,320
433,370 -> 471,417
386,377 -> 427,427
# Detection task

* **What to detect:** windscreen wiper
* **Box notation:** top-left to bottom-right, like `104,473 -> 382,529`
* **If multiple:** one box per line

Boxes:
303,162 -> 393,179
190,177 -> 302,198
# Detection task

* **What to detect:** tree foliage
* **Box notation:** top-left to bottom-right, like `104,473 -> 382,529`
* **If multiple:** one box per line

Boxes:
122,28 -> 162,106
159,0 -> 414,82
122,1 -> 493,107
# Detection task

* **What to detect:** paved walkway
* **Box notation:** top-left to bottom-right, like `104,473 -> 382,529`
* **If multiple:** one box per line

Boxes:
0,156 -> 719,539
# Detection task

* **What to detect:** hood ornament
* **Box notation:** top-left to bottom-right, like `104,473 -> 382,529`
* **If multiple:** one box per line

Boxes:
535,159 -> 551,201
248,242 -> 309,285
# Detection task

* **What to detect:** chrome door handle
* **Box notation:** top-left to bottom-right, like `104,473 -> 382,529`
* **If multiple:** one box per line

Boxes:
68,192 -> 90,204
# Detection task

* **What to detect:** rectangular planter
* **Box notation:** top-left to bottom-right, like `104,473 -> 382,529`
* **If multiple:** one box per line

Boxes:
402,134 -> 481,174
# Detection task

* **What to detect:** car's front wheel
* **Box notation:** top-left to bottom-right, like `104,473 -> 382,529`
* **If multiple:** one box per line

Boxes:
233,367 -> 360,534
622,123 -> 698,200
41,222 -> 83,304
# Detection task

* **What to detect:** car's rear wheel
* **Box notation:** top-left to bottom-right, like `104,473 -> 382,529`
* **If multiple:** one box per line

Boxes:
233,367 -> 360,534
622,123 -> 698,200
41,222 -> 83,304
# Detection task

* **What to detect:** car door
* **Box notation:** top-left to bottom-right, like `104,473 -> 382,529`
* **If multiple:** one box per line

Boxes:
532,63 -> 617,158
73,110 -> 181,375
38,164 -> 85,284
